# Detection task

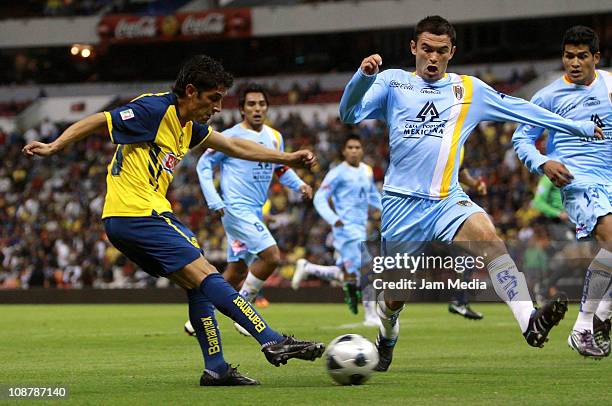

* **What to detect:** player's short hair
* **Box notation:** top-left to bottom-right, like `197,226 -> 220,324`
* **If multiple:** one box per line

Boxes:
414,16 -> 456,46
562,26 -> 599,54
239,83 -> 269,108
343,134 -> 362,149
172,55 -> 234,97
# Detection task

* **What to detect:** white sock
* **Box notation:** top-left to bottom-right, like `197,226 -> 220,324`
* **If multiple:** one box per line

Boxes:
574,249 -> 612,331
487,254 -> 534,332
376,292 -> 402,340
362,284 -> 377,322
594,249 -> 612,321
304,262 -> 343,282
239,272 -> 266,303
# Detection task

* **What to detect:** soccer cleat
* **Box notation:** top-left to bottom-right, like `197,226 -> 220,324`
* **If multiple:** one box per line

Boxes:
523,293 -> 568,348
233,322 -> 252,337
291,259 -> 308,290
261,335 -> 325,367
448,302 -> 483,320
567,330 -> 605,359
343,282 -> 362,315
593,315 -> 611,357
374,332 -> 397,372
200,364 -> 260,386
184,320 -> 196,337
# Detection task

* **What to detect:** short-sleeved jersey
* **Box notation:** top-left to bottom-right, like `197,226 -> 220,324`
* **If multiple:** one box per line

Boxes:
513,70 -> 612,185
197,123 -> 303,210
102,92 -> 211,218
340,69 -> 596,200
314,161 -> 382,227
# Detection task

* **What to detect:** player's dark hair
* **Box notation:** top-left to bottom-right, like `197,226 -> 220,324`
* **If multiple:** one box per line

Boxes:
172,55 -> 233,97
414,16 -> 456,46
562,26 -> 599,54
343,134 -> 362,149
239,83 -> 269,108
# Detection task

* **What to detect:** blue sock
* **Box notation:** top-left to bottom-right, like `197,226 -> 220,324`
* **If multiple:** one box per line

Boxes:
187,289 -> 228,376
199,273 -> 283,346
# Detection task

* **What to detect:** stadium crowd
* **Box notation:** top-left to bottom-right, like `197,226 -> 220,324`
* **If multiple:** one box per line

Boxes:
1,103 -> 586,293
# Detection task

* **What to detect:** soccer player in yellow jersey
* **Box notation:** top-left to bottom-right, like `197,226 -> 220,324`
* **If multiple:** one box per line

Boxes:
22,55 -> 324,386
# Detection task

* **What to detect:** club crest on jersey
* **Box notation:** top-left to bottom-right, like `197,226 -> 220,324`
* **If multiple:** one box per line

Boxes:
453,85 -> 464,101
120,109 -> 134,120
161,152 -> 179,173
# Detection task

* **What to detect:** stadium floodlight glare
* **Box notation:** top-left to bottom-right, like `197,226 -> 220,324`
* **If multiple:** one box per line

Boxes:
70,45 -> 79,55
81,48 -> 91,58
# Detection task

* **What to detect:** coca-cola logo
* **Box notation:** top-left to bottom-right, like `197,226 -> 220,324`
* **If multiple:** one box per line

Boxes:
115,17 -> 157,39
181,13 -> 225,36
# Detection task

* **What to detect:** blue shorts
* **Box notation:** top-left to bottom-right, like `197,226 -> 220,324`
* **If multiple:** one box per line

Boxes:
332,224 -> 366,275
561,183 -> 612,239
381,189 -> 485,253
103,211 -> 202,277
222,205 -> 276,266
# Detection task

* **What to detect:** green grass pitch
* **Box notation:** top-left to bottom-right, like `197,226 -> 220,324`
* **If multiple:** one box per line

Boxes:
1,303 -> 610,405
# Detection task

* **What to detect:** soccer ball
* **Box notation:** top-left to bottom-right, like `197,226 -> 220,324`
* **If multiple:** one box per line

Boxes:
326,334 -> 379,385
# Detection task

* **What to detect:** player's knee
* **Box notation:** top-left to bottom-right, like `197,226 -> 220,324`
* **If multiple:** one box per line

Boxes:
265,254 -> 281,269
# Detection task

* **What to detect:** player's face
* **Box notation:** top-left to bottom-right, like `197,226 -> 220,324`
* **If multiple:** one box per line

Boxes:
562,44 -> 600,85
240,92 -> 268,131
185,84 -> 226,122
411,32 -> 456,82
343,139 -> 363,167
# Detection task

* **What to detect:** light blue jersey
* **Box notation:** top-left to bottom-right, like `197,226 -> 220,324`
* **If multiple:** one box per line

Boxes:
513,70 -> 612,239
340,69 -> 596,200
512,70 -> 611,184
196,122 -> 305,264
314,162 -> 382,274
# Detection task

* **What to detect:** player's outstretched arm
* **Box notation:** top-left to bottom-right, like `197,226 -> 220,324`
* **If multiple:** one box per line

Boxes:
196,150 -> 226,212
203,130 -> 317,169
22,112 -> 107,157
339,54 -> 386,124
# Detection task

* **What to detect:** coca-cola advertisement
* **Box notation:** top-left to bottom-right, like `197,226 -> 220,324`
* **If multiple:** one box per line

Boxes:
97,8 -> 251,43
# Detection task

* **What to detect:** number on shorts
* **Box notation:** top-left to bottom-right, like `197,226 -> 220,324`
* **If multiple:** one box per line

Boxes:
253,222 -> 264,232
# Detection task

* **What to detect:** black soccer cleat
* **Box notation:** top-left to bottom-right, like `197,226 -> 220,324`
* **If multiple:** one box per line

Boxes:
374,332 -> 397,372
448,302 -> 483,320
200,364 -> 260,386
262,335 -> 325,367
567,330 -> 605,359
523,293 -> 568,348
593,315 -> 611,357
343,282 -> 362,315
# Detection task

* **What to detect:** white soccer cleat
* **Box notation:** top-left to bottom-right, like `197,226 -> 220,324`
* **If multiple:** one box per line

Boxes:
291,259 -> 308,290
184,320 -> 196,337
233,322 -> 252,337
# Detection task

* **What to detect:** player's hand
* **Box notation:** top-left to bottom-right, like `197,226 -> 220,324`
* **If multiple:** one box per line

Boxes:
286,150 -> 317,170
214,208 -> 225,217
559,212 -> 569,222
299,184 -> 313,200
334,219 -> 344,227
542,160 -> 574,187
475,178 -> 487,196
594,126 -> 604,140
360,54 -> 382,75
22,141 -> 58,157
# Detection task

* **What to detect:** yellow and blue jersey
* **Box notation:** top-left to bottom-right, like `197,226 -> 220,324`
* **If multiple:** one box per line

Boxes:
340,69 -> 596,199
513,70 -> 612,185
102,92 -> 211,218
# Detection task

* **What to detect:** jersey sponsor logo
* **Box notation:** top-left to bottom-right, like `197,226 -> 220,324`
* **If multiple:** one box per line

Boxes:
389,80 -> 414,90
457,200 -> 473,207
583,97 -> 600,107
421,87 -> 440,95
453,85 -> 464,101
404,102 -> 447,138
161,152 -> 179,173
200,316 -> 221,354
119,109 -> 135,120
232,296 -> 267,333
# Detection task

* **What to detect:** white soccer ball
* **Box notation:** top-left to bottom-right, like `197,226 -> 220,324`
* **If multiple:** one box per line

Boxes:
326,334 -> 379,385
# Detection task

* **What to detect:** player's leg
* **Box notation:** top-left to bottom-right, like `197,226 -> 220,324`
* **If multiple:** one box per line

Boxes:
453,212 -> 568,347
590,214 -> 612,356
564,186 -> 611,357
449,268 -> 483,320
240,245 -> 281,303
340,239 -> 364,315
224,260 -> 248,289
